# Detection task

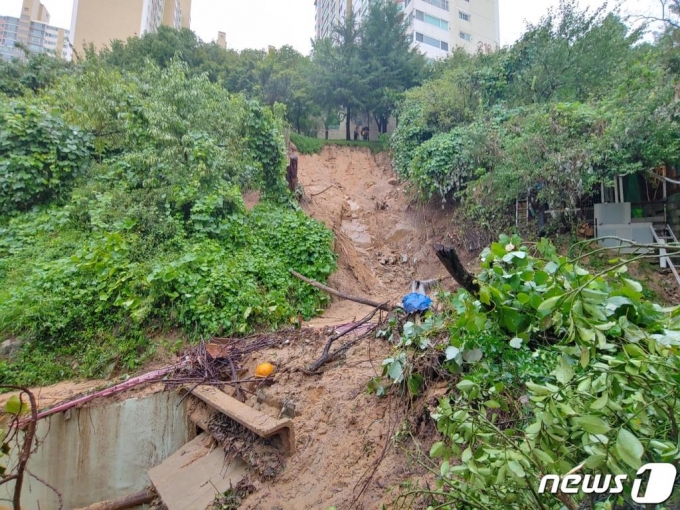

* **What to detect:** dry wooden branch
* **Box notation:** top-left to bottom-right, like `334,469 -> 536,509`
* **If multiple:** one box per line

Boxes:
73,488 -> 155,510
26,469 -> 64,510
290,269 -> 393,311
311,185 -> 334,197
307,304 -> 386,373
647,169 -> 680,186
0,385 -> 38,510
433,244 -> 479,295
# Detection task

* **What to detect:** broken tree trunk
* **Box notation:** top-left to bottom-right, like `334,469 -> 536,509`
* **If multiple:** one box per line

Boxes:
286,155 -> 298,192
433,244 -> 479,295
290,269 -> 392,311
73,489 -> 154,510
307,303 -> 385,373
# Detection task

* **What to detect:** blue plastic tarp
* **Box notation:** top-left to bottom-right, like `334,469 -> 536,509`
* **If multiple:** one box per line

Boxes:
402,293 -> 432,313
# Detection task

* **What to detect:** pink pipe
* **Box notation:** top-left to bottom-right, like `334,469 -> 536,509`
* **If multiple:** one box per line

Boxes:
17,364 -> 179,428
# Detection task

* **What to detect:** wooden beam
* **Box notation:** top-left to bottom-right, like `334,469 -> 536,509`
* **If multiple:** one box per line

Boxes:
289,269 -> 393,311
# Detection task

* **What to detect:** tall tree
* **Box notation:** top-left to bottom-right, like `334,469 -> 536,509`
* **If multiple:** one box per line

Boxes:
311,13 -> 367,140
359,0 -> 426,134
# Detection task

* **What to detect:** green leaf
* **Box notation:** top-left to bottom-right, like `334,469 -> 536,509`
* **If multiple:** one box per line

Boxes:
616,428 -> 643,469
387,360 -> 403,382
479,286 -> 491,305
5,395 -> 28,415
624,344 -> 646,358
574,416 -> 610,435
508,460 -> 526,478
509,337 -> 523,349
440,460 -> 451,477
408,374 -> 423,395
537,295 -> 561,313
582,288 -> 608,304
430,441 -> 445,458
590,394 -> 608,410
457,379 -> 476,392
534,270 -> 549,285
445,346 -> 460,361
554,356 -> 574,384
526,382 -> 553,395
622,278 -> 642,293
525,421 -> 542,434
585,454 -> 607,469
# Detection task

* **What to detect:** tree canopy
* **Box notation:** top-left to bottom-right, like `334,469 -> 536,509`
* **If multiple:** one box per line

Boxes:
391,0 -> 680,227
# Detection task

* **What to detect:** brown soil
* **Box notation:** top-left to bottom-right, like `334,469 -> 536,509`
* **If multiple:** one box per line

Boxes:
298,145 -> 469,322
228,146 -> 469,509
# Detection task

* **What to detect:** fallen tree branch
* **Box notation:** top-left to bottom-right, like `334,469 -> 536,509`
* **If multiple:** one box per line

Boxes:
73,488 -> 155,510
290,269 -> 393,311
306,304 -> 386,373
433,244 -> 479,295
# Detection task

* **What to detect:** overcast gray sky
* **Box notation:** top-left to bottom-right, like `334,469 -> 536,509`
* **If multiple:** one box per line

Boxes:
0,0 -> 662,53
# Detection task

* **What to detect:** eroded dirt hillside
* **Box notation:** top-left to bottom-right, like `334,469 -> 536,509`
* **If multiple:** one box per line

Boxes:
298,145 -> 468,326
237,146 -> 467,510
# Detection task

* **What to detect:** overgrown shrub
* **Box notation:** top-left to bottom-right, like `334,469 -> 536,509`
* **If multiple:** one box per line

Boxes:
379,236 -> 680,509
0,100 -> 91,214
0,60 -> 337,386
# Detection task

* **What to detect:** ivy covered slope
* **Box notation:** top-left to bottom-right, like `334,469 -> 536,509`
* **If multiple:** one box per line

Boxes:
0,61 -> 336,386
380,236 -> 680,509
390,2 -> 680,227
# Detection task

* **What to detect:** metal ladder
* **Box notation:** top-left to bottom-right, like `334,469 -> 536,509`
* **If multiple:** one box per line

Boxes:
516,198 -> 529,227
650,224 -> 680,287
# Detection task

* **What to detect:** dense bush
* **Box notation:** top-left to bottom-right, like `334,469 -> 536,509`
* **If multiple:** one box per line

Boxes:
379,236 -> 680,509
0,101 -> 91,214
0,60 -> 337,385
391,3 -> 680,227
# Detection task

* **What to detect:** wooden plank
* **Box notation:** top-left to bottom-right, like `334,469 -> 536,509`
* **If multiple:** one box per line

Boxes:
187,386 -> 296,455
148,433 -> 247,510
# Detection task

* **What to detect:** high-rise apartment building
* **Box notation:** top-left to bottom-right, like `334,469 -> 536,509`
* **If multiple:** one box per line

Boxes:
70,0 -> 192,56
0,0 -> 71,61
314,0 -> 500,59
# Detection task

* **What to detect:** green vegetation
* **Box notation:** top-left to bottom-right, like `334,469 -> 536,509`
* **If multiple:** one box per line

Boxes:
0,60 -> 336,386
311,1 -> 426,139
391,0 -> 680,228
378,236 -> 680,509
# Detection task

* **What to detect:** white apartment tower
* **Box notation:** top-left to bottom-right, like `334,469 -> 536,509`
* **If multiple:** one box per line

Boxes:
314,0 -> 500,59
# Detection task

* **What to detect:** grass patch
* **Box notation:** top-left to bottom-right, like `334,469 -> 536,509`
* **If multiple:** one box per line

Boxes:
291,133 -> 388,154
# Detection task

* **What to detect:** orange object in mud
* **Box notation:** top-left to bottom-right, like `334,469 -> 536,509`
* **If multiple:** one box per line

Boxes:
255,362 -> 275,378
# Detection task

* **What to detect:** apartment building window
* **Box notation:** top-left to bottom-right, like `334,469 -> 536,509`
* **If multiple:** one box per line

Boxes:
459,11 -> 471,22
421,0 -> 449,12
459,31 -> 472,42
415,32 -> 449,51
415,10 -> 449,30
